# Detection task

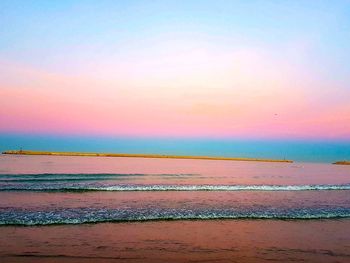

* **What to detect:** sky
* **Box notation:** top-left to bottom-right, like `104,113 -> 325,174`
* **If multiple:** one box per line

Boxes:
0,1 -> 350,161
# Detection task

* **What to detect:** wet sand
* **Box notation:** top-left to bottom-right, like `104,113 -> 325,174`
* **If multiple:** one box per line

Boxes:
1,220 -> 350,263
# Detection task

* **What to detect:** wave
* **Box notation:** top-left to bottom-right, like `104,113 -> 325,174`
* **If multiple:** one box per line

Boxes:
1,183 -> 350,192
0,173 -> 196,178
1,173 -> 349,192
0,173 -> 196,183
1,207 -> 349,226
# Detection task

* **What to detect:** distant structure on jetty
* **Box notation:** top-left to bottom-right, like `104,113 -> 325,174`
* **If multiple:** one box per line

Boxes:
333,161 -> 350,165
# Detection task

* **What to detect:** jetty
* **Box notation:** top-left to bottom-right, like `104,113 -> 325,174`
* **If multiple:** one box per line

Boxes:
2,150 -> 293,163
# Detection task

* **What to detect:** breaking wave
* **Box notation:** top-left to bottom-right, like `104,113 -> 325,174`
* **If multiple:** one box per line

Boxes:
1,207 -> 350,226
1,183 -> 350,192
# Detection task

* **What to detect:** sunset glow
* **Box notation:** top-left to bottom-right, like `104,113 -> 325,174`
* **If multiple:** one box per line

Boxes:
1,1 -> 350,140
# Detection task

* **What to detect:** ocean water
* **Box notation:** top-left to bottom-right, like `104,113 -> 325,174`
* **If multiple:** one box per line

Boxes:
0,154 -> 350,262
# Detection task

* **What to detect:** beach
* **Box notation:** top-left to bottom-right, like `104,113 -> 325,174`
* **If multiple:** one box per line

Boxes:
2,220 -> 350,262
2,1 -> 350,262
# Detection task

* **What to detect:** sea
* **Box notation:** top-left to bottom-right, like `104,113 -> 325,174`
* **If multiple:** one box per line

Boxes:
0,154 -> 349,262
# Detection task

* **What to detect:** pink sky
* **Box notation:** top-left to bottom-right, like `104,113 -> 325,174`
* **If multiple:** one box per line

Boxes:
1,1 -> 350,140
1,44 -> 350,140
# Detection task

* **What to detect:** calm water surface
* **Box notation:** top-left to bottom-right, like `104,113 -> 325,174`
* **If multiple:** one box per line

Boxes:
0,155 -> 349,262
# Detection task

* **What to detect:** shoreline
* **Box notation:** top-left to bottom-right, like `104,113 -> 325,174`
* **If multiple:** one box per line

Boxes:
2,150 -> 293,163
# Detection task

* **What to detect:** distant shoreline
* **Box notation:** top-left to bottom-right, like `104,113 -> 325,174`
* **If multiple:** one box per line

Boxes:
333,161 -> 350,165
2,150 -> 293,163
